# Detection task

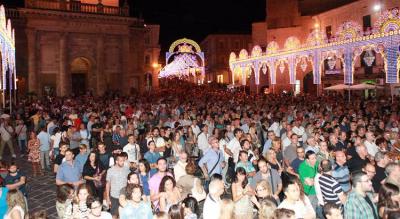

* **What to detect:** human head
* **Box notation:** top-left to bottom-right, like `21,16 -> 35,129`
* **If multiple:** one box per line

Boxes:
125,184 -> 143,203
320,159 -> 332,173
324,203 -> 343,219
115,153 -> 125,167
128,134 -> 136,144
219,199 -> 235,219
385,163 -> 400,183
233,128 -> 243,139
157,157 -> 168,173
374,151 -> 390,167
355,145 -> 368,158
148,140 -> 156,151
273,208 -> 296,219
290,134 -> 298,145
296,147 -> 305,159
256,180 -> 272,199
258,198 -> 277,219
283,177 -> 301,202
168,204 -> 184,219
56,184 -> 74,203
335,150 -> 346,165
208,136 -> 219,150
182,197 -> 198,217
97,142 -> 106,153
64,149 -> 74,162
238,150 -> 248,163
257,159 -> 269,174
378,183 -> 400,210
305,150 -> 317,167
208,178 -> 224,197
8,162 -> 18,174
185,160 -> 196,175
362,163 -> 376,180
127,172 -> 140,185
159,175 -> 176,193
76,183 -> 91,203
138,159 -> 150,173
6,189 -> 27,213
351,171 -> 373,193
87,197 -> 103,217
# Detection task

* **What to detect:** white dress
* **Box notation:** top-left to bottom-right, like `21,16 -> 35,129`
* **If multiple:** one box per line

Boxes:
4,206 -> 24,219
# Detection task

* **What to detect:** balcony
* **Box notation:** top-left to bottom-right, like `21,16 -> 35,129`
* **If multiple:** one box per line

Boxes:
25,0 -> 129,17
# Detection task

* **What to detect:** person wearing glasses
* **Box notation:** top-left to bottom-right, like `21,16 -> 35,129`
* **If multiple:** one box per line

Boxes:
344,171 -> 378,219
87,197 -> 112,219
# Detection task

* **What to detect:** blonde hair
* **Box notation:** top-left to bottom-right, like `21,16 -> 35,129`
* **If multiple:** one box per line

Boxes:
258,199 -> 277,219
6,189 -> 27,213
264,149 -> 276,162
256,180 -> 272,196
219,199 -> 235,219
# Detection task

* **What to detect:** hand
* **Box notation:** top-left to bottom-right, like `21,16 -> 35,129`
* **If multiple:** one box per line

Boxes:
106,198 -> 111,208
273,194 -> 279,200
305,178 -> 314,186
204,173 -> 209,180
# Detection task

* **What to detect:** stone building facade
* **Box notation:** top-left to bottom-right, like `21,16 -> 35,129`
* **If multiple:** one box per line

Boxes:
6,0 -> 160,96
243,0 -> 400,94
200,34 -> 251,84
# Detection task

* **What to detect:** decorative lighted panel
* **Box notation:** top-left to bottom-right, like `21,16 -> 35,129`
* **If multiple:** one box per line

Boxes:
0,5 -> 16,91
229,8 -> 400,86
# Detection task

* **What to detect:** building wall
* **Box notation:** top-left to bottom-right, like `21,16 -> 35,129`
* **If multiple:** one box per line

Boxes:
247,0 -> 400,94
81,0 -> 119,7
7,1 -> 160,96
201,34 -> 251,84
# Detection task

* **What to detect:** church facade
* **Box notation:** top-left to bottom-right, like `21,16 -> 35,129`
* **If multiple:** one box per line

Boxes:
7,0 -> 160,96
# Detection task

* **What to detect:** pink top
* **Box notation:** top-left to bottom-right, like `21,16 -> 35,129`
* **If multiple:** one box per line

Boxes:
149,171 -> 173,207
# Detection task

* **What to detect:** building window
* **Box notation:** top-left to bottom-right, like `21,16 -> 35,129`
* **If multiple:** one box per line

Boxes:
326,26 -> 332,40
363,15 -> 371,31
217,75 -> 223,83
145,55 -> 150,65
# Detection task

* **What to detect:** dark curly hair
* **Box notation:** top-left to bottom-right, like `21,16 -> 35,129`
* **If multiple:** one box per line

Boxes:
159,175 -> 176,193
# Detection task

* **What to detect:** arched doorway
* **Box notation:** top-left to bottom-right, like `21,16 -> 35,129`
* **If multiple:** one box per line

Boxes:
303,72 -> 317,94
70,57 -> 90,95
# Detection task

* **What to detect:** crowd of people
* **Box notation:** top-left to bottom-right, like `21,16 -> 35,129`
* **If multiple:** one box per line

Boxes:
0,78 -> 398,219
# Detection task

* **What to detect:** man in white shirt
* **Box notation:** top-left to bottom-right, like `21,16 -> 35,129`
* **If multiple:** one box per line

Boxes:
364,131 -> 378,157
197,124 -> 210,154
203,178 -> 224,219
191,120 -> 201,137
227,128 -> 243,163
173,151 -> 188,181
0,119 -> 15,159
146,127 -> 166,156
123,134 -> 141,169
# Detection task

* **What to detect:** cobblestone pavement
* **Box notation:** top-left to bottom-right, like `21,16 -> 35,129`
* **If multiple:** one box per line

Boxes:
12,157 -> 58,219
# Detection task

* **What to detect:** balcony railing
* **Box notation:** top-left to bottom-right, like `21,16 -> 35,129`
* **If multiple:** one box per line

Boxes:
25,0 -> 129,17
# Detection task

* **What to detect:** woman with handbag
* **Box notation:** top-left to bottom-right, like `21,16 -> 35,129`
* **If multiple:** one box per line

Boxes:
83,152 -> 106,203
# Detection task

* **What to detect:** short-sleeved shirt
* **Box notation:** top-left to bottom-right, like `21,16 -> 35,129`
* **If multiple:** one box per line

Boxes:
54,154 -> 65,166
56,161 -> 82,184
283,144 -> 297,163
0,187 -> 8,218
198,149 -> 225,176
37,131 -> 51,151
4,172 -> 26,196
318,174 -> 343,207
290,158 -> 304,173
251,169 -> 282,195
106,165 -> 130,199
299,161 -> 318,195
144,151 -> 161,176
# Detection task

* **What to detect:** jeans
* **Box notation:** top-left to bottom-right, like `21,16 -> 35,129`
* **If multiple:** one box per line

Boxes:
40,150 -> 50,170
308,195 -> 319,212
18,139 -> 27,154
0,139 -> 15,158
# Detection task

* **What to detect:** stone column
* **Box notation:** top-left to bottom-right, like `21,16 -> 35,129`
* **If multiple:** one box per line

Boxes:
288,57 -> 295,84
96,35 -> 105,95
59,32 -> 68,96
121,36 -> 130,94
313,51 -> 321,85
241,65 -> 246,86
26,28 -> 38,94
344,49 -> 353,85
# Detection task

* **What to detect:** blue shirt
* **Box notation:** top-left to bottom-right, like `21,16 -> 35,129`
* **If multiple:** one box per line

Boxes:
144,151 -> 161,176
139,174 -> 150,196
75,152 -> 89,172
120,201 -> 152,219
198,149 -> 225,176
37,131 -> 51,151
56,161 -> 82,184
0,187 -> 8,218
262,139 -> 272,155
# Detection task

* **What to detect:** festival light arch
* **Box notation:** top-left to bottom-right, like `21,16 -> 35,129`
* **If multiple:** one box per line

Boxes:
0,5 -> 16,111
160,38 -> 205,83
229,8 -> 400,93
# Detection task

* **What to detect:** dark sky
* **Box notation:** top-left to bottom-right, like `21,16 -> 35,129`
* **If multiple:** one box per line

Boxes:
131,0 -> 266,51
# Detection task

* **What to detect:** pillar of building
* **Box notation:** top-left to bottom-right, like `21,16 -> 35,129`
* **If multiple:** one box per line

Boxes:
288,57 -> 295,84
344,49 -> 353,85
241,65 -> 246,85
121,36 -> 130,95
254,61 -> 260,94
268,61 -> 276,94
26,28 -> 38,94
96,35 -> 105,95
312,51 -> 321,85
384,46 -> 399,83
58,32 -> 69,96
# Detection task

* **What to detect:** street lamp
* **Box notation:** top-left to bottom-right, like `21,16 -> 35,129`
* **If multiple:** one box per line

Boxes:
373,4 -> 381,12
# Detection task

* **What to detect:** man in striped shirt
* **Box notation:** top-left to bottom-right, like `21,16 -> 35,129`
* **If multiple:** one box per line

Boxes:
318,159 -> 347,210
332,150 -> 351,193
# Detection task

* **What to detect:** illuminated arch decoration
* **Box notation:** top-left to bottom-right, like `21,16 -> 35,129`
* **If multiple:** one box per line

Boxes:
306,29 -> 327,47
336,21 -> 363,41
239,49 -> 248,60
251,45 -> 262,57
284,37 -> 301,51
374,8 -> 400,33
0,5 -> 16,109
162,38 -> 205,83
229,52 -> 236,72
267,41 -> 279,54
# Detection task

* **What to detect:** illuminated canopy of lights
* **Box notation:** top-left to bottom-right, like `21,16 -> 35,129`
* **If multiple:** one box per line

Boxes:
0,5 -> 16,91
159,53 -> 201,78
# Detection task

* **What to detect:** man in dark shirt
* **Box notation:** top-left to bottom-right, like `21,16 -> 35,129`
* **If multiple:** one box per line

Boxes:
98,142 -> 111,168
372,152 -> 390,192
4,162 -> 26,196
347,145 -> 370,173
290,147 -> 305,173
